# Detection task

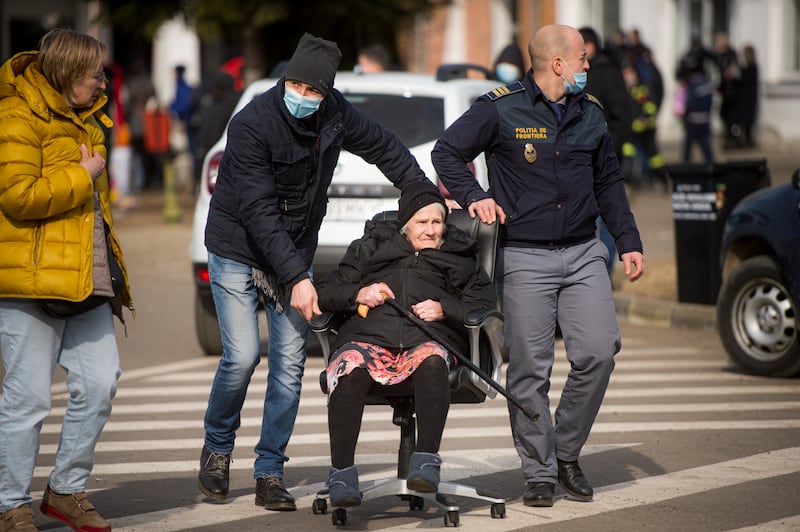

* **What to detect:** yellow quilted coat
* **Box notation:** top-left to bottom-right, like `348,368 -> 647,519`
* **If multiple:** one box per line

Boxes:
0,51 -> 133,315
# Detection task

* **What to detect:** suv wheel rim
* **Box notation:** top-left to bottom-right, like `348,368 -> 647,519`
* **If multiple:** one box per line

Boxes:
734,277 -> 795,362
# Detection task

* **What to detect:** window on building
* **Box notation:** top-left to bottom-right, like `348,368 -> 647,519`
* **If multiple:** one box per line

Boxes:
601,0 -> 620,43
790,0 -> 800,73
711,0 -> 729,36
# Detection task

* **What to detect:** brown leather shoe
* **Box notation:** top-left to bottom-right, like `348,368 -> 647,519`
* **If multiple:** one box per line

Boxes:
39,486 -> 110,532
1,504 -> 38,531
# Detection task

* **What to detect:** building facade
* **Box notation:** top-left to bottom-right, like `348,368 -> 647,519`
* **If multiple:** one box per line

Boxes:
2,0 -> 798,142
401,0 -> 800,142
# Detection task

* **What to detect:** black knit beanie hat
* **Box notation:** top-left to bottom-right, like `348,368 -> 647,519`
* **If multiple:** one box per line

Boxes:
283,32 -> 342,96
494,43 -> 525,72
398,181 -> 447,228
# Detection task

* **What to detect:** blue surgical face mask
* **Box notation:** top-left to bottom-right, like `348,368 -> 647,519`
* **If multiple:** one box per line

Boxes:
495,63 -> 521,84
561,62 -> 588,94
283,85 -> 322,119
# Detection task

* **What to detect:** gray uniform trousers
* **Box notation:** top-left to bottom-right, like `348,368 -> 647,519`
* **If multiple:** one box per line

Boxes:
498,239 -> 621,484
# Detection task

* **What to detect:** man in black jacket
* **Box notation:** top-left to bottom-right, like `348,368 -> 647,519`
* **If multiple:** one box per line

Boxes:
197,32 -> 430,511
578,27 -> 633,158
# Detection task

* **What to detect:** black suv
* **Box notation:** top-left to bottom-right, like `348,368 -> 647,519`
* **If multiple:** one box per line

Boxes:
717,168 -> 800,376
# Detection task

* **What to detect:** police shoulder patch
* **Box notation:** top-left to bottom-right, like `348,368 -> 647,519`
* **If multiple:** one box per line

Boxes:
584,92 -> 604,110
486,80 -> 525,101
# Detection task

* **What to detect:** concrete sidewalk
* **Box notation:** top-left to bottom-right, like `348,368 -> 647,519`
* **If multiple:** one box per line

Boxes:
612,138 -> 797,330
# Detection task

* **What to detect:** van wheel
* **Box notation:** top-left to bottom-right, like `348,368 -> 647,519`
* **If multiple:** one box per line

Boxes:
717,256 -> 800,376
195,291 -> 223,356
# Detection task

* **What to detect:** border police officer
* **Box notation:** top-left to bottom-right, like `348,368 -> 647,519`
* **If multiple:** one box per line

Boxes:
432,24 -> 646,507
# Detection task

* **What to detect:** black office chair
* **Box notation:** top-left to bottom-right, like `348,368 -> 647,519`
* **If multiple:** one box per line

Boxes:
310,209 -> 507,527
435,63 -> 493,81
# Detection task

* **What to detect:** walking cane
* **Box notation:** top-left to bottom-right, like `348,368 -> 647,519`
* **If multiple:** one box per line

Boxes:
361,297 -> 540,422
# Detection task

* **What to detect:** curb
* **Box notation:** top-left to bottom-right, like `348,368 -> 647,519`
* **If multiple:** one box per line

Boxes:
614,293 -> 717,330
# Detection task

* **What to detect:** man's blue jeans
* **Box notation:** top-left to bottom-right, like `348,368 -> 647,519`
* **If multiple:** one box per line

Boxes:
203,253 -> 309,479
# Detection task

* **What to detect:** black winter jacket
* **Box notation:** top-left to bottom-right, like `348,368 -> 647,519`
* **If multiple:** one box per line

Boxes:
205,79 -> 428,287
317,220 -> 497,355
584,51 -> 635,156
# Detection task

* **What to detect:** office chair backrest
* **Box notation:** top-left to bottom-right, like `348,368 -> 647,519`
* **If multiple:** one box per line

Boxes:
436,63 -> 493,81
446,209 -> 498,281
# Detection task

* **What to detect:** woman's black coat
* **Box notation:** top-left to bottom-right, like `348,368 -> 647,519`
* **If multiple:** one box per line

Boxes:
317,219 -> 498,355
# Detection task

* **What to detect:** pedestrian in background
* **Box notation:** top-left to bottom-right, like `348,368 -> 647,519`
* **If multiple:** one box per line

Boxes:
192,71 -> 240,190
197,32 -> 432,512
356,43 -> 392,73
735,44 -> 759,148
493,41 -> 526,83
169,64 -> 198,166
606,29 -> 630,68
122,58 -> 158,190
432,23 -> 645,508
623,63 -> 665,189
0,27 -> 133,532
578,27 -> 634,166
676,51 -> 714,163
713,32 -> 741,149
624,30 -> 665,189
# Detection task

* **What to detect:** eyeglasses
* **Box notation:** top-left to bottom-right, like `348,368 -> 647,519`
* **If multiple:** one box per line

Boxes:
89,71 -> 109,85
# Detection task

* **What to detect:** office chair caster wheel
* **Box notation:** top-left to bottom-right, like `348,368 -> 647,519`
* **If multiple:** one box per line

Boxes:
331,508 -> 347,526
409,496 -> 424,511
444,510 -> 459,527
491,502 -> 506,518
312,498 -> 327,514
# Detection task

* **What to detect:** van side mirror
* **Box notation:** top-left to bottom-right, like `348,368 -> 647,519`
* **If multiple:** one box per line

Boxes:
793,168 -> 800,190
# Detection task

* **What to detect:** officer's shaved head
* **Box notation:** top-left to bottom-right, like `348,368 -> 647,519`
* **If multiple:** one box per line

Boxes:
529,24 -> 579,72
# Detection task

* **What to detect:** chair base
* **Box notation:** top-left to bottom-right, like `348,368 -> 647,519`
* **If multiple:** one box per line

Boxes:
313,477 -> 507,527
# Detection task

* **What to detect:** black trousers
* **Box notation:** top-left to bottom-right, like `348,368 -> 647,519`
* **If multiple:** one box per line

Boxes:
328,356 -> 449,469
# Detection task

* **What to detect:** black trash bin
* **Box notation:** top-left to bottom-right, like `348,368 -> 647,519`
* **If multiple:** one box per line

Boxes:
665,159 -> 770,305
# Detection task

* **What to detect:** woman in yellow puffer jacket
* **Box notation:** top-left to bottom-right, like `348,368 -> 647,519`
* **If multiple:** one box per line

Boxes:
0,28 -> 132,532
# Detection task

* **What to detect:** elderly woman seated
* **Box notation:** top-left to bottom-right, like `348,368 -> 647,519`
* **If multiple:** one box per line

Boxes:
316,182 -> 498,507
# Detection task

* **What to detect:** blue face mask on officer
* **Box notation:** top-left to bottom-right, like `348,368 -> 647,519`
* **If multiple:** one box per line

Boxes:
561,61 -> 588,95
283,84 -> 323,119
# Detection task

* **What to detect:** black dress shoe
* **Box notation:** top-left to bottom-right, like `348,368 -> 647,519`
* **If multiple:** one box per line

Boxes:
198,446 -> 231,500
557,459 -> 593,501
523,482 -> 555,507
255,477 -> 296,511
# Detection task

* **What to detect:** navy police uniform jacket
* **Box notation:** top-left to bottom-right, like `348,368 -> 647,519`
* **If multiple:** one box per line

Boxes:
432,73 -> 643,256
205,79 -> 427,288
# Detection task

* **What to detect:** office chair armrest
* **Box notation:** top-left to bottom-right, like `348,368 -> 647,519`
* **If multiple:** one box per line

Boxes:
458,308 -> 504,400
310,312 -> 334,334
312,312 -> 339,364
464,307 -> 502,327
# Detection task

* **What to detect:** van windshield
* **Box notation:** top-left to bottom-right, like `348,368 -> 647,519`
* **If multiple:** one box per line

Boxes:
343,93 -> 445,147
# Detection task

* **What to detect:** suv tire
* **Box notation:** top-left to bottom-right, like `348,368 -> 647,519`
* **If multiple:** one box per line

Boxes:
195,290 -> 223,356
717,255 -> 800,376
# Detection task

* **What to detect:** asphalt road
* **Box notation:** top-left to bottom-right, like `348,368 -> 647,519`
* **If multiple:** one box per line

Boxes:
18,203 -> 799,531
